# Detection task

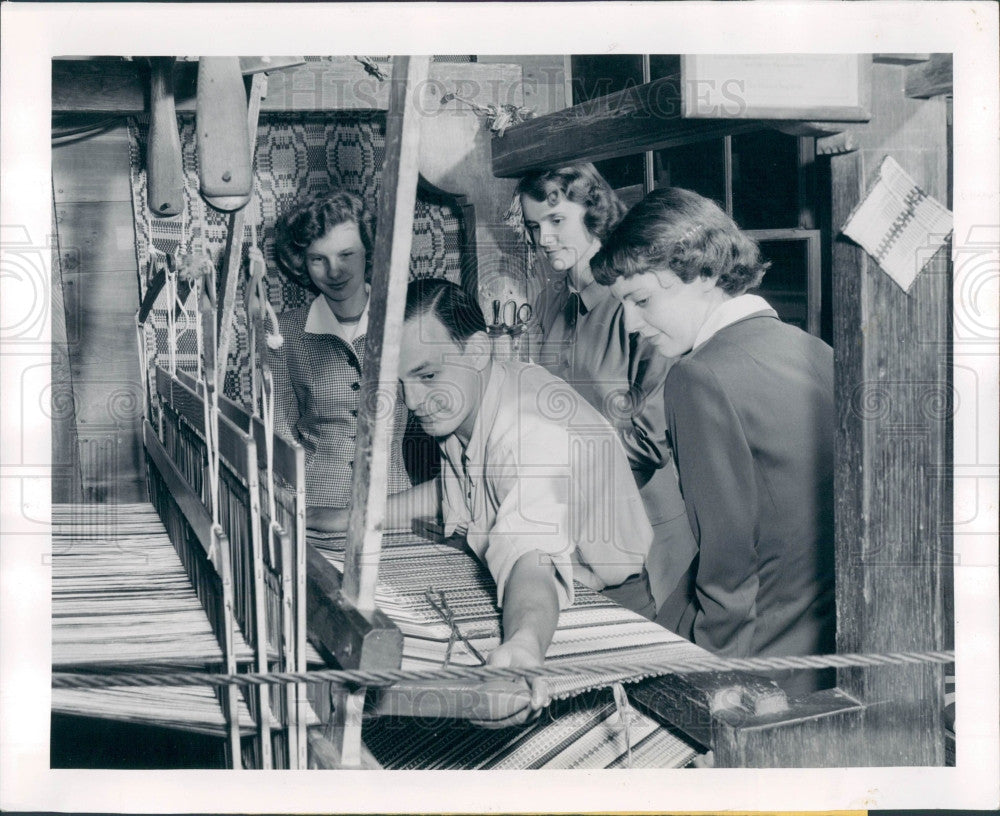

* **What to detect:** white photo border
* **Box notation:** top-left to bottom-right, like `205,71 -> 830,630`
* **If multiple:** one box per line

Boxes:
1,1 -> 997,811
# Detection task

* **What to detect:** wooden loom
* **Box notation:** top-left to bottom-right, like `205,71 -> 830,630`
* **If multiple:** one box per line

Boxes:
51,54 -> 954,769
53,54 -> 691,769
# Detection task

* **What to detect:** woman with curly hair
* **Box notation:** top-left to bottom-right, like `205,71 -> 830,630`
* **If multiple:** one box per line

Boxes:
509,164 -> 697,621
269,188 -> 416,512
593,187 -> 836,692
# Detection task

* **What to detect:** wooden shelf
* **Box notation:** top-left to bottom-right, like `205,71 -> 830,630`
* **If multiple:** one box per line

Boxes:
491,55 -> 884,178
491,75 -> 767,178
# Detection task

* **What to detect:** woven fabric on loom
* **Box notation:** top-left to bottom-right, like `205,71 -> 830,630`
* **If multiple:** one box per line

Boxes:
310,530 -> 705,692
363,689 -> 697,770
126,113 -> 465,414
308,529 -> 704,768
51,503 -> 262,735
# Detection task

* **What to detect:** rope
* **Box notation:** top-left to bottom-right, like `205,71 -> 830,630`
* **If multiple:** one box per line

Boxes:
52,649 -> 954,696
247,220 -> 261,414
246,216 -> 281,565
134,313 -> 150,423
163,251 -> 178,374
611,682 -> 636,768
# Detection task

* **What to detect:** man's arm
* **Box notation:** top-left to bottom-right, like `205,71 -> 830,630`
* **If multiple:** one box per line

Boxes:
487,550 -> 560,709
307,477 -> 440,532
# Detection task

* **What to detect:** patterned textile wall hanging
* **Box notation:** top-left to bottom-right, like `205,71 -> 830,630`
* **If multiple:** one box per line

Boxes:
128,113 -> 466,412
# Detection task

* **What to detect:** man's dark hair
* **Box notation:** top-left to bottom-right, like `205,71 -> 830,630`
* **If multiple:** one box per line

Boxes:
403,278 -> 486,344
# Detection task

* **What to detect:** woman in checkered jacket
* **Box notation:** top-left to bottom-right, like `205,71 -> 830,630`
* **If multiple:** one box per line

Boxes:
270,188 -> 416,512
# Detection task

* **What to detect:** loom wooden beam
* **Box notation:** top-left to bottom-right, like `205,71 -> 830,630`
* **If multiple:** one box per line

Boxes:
630,671 -> 789,751
631,673 -> 866,767
367,679 -> 534,724
215,71 -> 267,390
905,54 -> 953,99
342,55 -> 428,610
320,55 -> 430,769
874,54 -> 934,65
305,543 -> 403,671
710,688 -> 866,767
829,59 -> 951,766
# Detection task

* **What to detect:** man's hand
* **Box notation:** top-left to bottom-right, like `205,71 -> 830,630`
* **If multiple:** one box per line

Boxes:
488,630 -> 550,710
308,506 -> 350,533
467,631 -> 549,729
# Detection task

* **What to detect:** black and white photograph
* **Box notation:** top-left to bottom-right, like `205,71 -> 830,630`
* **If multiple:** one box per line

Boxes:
1,2 -> 997,813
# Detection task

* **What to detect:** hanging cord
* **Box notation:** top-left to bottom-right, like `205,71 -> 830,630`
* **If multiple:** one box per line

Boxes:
246,218 -> 283,564
251,180 -> 283,356
162,250 -> 178,374
202,285 -> 221,526
245,218 -> 284,409
244,207 -> 299,763
247,225 -> 260,417
192,274 -> 204,385
611,682 -> 637,768
141,148 -> 189,376
134,311 -> 150,424
182,237 -> 222,524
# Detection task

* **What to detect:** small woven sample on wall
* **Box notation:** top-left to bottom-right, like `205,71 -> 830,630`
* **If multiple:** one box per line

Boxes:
841,155 -> 953,293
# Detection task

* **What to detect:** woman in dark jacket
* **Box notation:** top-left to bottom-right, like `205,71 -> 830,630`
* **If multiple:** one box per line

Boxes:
593,187 -> 836,693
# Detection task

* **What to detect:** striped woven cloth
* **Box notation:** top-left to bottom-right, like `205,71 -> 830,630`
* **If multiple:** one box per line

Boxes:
362,687 -> 698,770
52,503 -> 261,735
308,528 -> 706,768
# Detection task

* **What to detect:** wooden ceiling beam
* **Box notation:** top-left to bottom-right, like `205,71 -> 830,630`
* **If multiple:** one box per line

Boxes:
52,58 -> 521,115
905,54 -> 953,99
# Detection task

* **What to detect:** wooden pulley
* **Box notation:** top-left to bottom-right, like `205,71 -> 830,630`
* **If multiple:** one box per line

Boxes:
196,57 -> 251,211
146,57 -> 184,216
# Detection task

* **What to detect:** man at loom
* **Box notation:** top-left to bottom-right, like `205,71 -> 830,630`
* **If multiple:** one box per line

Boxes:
312,278 -> 656,713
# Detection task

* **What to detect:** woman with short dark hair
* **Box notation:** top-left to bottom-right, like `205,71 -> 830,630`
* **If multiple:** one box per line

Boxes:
594,187 -> 836,692
269,187 -> 413,510
507,164 -> 697,622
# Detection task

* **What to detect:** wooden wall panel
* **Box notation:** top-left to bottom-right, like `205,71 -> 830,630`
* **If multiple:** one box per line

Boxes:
830,61 -> 950,765
478,55 -> 570,117
54,201 -> 139,274
51,203 -> 83,502
52,127 -> 133,203
52,122 -> 145,503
